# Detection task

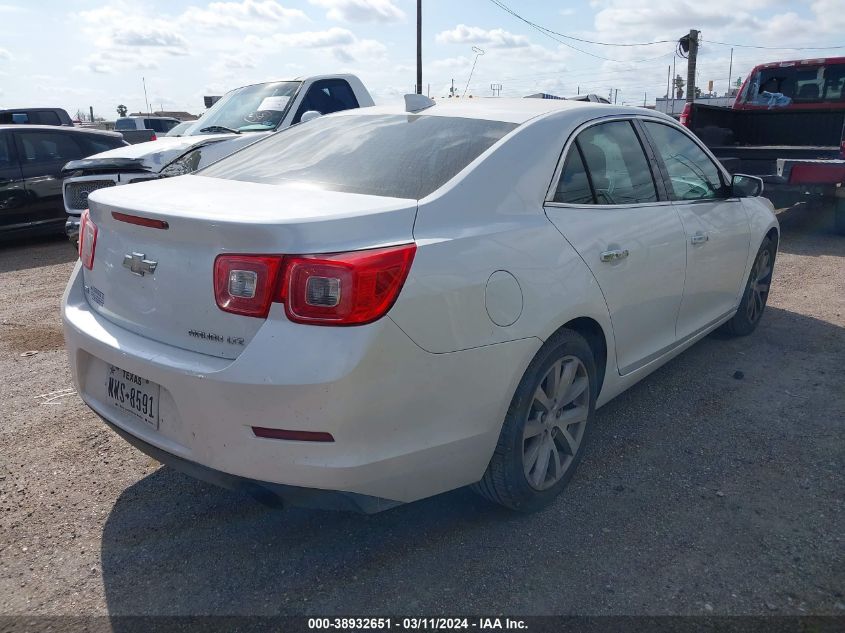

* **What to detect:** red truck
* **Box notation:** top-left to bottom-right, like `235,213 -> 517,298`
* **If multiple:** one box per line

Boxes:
682,57 -> 845,234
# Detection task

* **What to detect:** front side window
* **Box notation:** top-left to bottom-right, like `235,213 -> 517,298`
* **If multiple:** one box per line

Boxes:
200,114 -> 516,200
293,80 -> 360,124
17,131 -> 85,164
644,122 -> 725,201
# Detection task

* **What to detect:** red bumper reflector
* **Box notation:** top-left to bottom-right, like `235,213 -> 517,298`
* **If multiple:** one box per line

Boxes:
252,427 -> 335,442
112,212 -> 169,229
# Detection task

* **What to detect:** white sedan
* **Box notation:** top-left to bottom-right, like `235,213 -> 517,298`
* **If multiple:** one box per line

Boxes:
62,96 -> 778,513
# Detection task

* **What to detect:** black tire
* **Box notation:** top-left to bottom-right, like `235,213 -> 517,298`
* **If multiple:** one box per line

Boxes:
719,236 -> 775,337
472,329 -> 597,512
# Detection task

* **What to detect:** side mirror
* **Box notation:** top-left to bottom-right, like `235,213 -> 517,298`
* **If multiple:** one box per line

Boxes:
731,174 -> 764,198
300,110 -> 322,123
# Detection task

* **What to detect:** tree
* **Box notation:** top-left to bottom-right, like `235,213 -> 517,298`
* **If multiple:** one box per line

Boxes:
116,104 -> 128,117
694,86 -> 702,99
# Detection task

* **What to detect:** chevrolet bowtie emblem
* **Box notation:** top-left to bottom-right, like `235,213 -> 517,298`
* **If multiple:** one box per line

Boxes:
122,252 -> 158,277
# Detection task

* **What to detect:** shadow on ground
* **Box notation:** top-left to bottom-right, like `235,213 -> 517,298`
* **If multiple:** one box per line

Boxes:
0,234 -> 75,273
100,305 -> 845,619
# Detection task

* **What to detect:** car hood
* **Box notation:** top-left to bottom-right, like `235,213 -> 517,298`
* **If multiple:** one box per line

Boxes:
63,132 -> 270,175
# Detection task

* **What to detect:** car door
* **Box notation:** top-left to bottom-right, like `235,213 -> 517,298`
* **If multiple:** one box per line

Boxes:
0,131 -> 29,231
641,120 -> 751,340
544,118 -> 688,375
13,129 -> 88,228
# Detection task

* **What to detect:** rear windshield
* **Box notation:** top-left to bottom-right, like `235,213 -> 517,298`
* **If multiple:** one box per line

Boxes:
199,114 -> 517,199
741,63 -> 845,105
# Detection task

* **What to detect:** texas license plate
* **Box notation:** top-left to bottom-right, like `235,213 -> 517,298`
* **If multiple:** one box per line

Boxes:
105,365 -> 160,429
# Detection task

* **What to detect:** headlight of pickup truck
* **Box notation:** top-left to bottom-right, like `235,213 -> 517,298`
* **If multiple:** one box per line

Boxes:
160,149 -> 202,178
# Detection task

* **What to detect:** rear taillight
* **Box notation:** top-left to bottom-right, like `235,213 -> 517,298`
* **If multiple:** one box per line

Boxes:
214,255 -> 283,318
212,244 -> 416,324
840,140 -> 845,159
679,103 -> 692,128
150,132 -> 157,141
78,209 -> 97,270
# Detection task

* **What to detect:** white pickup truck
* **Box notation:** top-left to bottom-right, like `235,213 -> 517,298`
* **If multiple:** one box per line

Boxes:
62,74 -> 374,238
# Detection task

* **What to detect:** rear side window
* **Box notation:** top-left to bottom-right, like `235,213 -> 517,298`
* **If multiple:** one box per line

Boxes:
17,131 -> 85,164
293,80 -> 360,124
114,118 -> 137,131
0,134 -> 14,168
145,119 -> 178,133
201,114 -> 516,200
569,121 -> 657,205
554,145 -> 594,204
31,110 -> 61,126
643,122 -> 725,201
80,135 -> 125,155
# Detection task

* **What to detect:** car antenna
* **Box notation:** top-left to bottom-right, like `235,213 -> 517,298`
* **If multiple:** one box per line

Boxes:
404,94 -> 436,113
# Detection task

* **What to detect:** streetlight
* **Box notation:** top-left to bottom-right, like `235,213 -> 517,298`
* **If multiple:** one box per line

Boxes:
463,46 -> 485,98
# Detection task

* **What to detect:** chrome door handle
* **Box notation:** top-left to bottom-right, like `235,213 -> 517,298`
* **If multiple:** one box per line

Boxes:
600,249 -> 629,263
691,232 -> 709,245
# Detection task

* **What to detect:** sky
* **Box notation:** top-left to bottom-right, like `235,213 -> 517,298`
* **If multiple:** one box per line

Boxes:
0,0 -> 843,119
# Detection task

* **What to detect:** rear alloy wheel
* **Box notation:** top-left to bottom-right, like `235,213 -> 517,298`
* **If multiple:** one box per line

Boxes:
523,357 -> 589,491
720,236 -> 775,337
473,330 -> 596,511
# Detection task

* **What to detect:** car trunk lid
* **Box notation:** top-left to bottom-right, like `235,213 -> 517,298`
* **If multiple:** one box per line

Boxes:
82,175 -> 417,359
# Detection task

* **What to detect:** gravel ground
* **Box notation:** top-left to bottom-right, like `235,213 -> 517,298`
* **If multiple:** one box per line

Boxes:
0,204 -> 843,617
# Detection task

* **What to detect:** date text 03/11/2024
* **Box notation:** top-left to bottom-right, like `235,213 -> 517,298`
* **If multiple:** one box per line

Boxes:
307,618 -> 528,630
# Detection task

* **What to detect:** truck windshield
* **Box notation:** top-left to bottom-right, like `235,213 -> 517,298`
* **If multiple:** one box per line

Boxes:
199,114 -> 517,200
741,63 -> 845,106
184,81 -> 301,135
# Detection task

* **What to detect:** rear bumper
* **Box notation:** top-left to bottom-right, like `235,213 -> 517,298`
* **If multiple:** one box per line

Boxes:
103,416 -> 400,513
62,263 -> 539,508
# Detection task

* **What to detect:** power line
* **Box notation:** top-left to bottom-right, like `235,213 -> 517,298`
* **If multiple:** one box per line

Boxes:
488,0 -> 675,47
488,0 -> 845,55
704,39 -> 845,51
486,0 -> 675,63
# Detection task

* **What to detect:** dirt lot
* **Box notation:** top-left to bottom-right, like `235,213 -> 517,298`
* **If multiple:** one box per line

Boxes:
0,205 -> 843,617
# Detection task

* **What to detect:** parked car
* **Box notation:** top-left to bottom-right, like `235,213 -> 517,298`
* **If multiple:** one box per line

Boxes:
62,97 -> 778,513
0,107 -> 73,127
164,121 -> 195,137
114,116 -> 182,144
682,56 -> 845,232
62,74 -> 374,238
0,125 -> 126,239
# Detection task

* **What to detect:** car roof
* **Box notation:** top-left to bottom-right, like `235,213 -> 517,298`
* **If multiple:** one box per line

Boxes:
0,124 -> 122,137
329,98 -> 667,125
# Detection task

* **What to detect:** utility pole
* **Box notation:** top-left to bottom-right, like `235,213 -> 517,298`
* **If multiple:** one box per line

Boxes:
450,78 -> 455,97
416,0 -> 422,94
644,91 -> 647,106
671,55 -> 676,114
666,65 -> 671,105
89,106 -> 94,122
685,29 -> 699,104
727,47 -> 733,96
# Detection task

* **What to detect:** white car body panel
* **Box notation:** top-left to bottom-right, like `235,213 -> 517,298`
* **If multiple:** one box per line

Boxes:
62,99 -> 779,509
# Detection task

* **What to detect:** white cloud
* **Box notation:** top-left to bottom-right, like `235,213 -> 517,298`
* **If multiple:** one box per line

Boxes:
247,26 -> 385,62
309,0 -> 405,23
436,25 -> 530,48
0,48 -> 11,61
181,0 -> 308,32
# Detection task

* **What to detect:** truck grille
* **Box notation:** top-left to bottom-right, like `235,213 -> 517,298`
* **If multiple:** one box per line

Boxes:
65,180 -> 116,211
